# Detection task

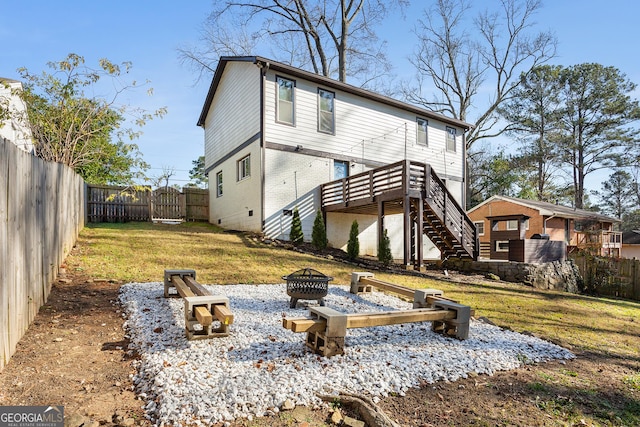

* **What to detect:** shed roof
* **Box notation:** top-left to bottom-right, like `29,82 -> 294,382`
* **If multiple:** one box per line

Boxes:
197,56 -> 474,130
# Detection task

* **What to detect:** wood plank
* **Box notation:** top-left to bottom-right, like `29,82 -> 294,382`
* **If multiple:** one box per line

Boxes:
195,306 -> 213,326
346,309 -> 456,329
283,317 -> 327,333
183,276 -> 211,296
213,305 -> 234,325
171,276 -> 195,298
359,277 -> 415,298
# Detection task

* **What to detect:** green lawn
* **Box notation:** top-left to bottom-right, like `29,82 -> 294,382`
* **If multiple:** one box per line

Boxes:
68,221 -> 640,359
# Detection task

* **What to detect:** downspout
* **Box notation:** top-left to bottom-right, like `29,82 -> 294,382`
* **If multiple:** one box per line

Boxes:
462,128 -> 467,209
258,60 -> 269,234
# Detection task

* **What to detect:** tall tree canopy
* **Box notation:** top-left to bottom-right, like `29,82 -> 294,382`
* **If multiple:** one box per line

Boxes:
558,63 -> 640,209
8,53 -> 166,185
497,65 -> 564,201
179,0 -> 407,88
406,0 -> 557,149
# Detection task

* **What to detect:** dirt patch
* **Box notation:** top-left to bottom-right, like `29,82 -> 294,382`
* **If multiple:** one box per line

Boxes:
1,248 -> 638,426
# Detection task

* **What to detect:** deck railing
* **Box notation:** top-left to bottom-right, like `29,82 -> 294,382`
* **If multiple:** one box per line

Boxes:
321,160 -> 477,258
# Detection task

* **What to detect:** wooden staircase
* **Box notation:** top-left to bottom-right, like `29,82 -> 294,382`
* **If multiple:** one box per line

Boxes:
421,164 -> 477,260
321,160 -> 478,268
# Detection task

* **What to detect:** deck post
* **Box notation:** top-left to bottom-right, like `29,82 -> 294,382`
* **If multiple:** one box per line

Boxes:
416,198 -> 424,270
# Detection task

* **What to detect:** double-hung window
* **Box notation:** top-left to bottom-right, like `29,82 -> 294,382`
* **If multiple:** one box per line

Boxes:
318,88 -> 335,134
216,171 -> 223,197
474,221 -> 485,236
276,76 -> 295,125
416,118 -> 428,146
238,155 -> 250,181
446,126 -> 456,152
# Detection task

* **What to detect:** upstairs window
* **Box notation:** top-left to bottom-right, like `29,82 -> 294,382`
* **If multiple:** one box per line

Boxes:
318,88 -> 335,134
238,155 -> 250,181
416,118 -> 428,146
216,171 -> 223,197
506,219 -> 518,230
276,76 -> 295,125
474,221 -> 485,236
446,126 -> 457,152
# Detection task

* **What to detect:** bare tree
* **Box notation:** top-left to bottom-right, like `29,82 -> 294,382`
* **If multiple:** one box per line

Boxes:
152,166 -> 176,189
179,0 -> 407,88
405,0 -> 557,149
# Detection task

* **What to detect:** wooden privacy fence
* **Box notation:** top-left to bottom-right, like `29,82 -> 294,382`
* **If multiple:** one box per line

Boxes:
570,253 -> 640,301
86,185 -> 209,222
1,138 -> 85,371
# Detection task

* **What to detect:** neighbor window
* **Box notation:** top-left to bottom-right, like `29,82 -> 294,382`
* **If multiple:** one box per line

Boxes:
474,221 -> 485,236
495,240 -> 509,252
416,118 -> 428,146
446,126 -> 456,152
276,76 -> 295,125
238,155 -> 250,181
216,171 -> 223,197
318,88 -> 335,134
506,219 -> 518,230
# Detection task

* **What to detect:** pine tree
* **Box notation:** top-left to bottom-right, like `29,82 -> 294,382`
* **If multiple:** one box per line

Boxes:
311,210 -> 328,250
378,229 -> 393,267
289,207 -> 303,245
347,220 -> 360,261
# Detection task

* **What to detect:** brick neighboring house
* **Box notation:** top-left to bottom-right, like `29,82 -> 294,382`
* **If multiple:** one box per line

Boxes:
197,56 -> 478,268
468,195 -> 622,261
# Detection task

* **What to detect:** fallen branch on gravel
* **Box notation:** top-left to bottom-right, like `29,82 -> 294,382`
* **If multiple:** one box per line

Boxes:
318,391 -> 401,427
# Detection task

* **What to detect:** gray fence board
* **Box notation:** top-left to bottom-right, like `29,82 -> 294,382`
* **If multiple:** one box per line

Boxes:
0,138 -> 84,371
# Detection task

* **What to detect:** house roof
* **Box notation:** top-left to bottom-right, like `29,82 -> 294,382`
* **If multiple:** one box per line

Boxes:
468,195 -> 621,223
197,56 -> 474,129
623,230 -> 640,244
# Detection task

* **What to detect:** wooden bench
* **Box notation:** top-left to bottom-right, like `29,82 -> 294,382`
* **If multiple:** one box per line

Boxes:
351,272 -> 472,339
283,272 -> 472,357
164,269 -> 234,340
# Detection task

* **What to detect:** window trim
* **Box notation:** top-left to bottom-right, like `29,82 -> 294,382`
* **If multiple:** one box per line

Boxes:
276,75 -> 295,126
334,159 -> 349,180
416,117 -> 428,146
506,219 -> 518,231
474,221 -> 485,236
495,240 -> 509,252
317,88 -> 335,135
446,126 -> 457,152
237,155 -> 250,181
216,171 -> 223,197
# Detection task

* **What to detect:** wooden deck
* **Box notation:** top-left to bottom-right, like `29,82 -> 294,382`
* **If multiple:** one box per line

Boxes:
320,160 -> 478,268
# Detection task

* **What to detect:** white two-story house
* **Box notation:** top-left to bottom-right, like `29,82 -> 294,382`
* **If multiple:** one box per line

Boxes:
0,78 -> 34,153
198,56 -> 477,269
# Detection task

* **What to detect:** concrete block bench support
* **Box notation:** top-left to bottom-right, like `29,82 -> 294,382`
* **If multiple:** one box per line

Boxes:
283,303 -> 467,357
349,271 -> 472,340
164,269 -> 234,340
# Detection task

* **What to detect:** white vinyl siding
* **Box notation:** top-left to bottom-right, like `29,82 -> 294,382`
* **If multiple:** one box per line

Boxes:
276,76 -> 295,125
264,72 -> 465,194
318,88 -> 335,134
203,62 -> 261,170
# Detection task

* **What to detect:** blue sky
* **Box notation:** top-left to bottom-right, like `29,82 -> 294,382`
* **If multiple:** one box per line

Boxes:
1,1 -> 638,188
